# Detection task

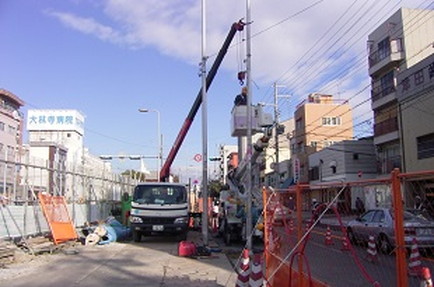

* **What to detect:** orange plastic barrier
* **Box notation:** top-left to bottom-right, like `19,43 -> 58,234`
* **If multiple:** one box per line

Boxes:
38,193 -> 78,244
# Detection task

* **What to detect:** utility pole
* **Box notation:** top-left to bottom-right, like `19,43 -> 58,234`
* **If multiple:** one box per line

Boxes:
273,82 -> 289,187
245,0 -> 253,251
273,82 -> 280,187
200,0 -> 209,246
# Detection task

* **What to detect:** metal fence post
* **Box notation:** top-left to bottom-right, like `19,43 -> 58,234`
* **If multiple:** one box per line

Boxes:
391,168 -> 408,287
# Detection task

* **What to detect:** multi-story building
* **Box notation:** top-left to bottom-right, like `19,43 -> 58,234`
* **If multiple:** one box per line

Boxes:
0,89 -> 24,199
368,8 -> 434,175
290,93 -> 353,183
397,53 -> 434,173
308,138 -> 377,211
26,109 -> 111,200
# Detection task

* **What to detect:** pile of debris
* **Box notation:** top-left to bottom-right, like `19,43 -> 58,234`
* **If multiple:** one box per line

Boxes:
0,240 -> 16,268
81,216 -> 131,246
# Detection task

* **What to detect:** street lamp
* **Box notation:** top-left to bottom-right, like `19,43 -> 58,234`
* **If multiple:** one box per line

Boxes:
138,108 -> 162,181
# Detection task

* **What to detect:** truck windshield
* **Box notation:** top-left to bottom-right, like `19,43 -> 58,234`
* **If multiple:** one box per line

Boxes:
133,185 -> 187,205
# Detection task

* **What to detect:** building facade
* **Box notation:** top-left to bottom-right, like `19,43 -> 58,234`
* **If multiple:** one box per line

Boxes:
368,7 -> 434,175
290,93 -> 353,183
397,53 -> 434,173
308,138 -> 377,211
0,89 -> 24,199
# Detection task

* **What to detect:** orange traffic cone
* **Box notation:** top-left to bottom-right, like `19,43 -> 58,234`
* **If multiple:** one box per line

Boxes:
236,249 -> 250,287
341,236 -> 350,251
408,238 -> 422,276
366,235 -> 378,262
420,267 -> 433,287
249,253 -> 264,287
325,226 -> 334,245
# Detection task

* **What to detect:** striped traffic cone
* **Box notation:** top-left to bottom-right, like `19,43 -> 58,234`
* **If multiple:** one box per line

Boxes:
249,253 -> 264,287
366,235 -> 378,262
235,249 -> 250,287
325,226 -> 334,245
420,267 -> 433,287
341,236 -> 350,251
408,238 -> 422,276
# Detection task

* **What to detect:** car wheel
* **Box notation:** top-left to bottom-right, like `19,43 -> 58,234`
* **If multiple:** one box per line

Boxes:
132,230 -> 142,242
378,234 -> 392,254
347,228 -> 357,245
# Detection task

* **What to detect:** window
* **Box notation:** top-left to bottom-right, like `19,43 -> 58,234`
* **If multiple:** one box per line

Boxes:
372,211 -> 385,223
380,70 -> 395,96
414,69 -> 424,86
8,125 -> 16,135
310,141 -> 318,148
322,117 -> 341,126
0,121 -> 4,131
377,37 -> 390,61
417,133 -> 434,159
353,153 -> 359,160
295,118 -> 302,130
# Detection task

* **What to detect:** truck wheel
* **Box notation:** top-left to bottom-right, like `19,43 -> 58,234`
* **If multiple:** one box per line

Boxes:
224,223 -> 231,245
132,230 -> 142,242
178,232 -> 188,241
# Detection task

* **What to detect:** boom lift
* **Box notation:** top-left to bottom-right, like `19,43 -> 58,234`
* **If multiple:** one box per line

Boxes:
159,20 -> 245,182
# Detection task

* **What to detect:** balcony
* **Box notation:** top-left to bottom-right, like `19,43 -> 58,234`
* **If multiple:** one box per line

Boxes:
371,86 -> 396,110
374,117 -> 398,137
378,155 -> 402,175
369,38 -> 404,76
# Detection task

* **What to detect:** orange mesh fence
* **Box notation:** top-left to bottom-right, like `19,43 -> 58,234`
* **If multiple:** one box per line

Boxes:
38,193 -> 78,244
263,169 -> 434,287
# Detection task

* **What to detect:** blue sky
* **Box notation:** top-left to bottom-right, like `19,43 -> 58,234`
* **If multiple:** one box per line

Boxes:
0,0 -> 426,178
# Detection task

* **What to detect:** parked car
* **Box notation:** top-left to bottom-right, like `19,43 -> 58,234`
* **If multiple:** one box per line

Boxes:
346,208 -> 434,254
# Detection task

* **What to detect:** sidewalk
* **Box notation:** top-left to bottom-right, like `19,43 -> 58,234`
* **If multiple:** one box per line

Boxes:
0,231 -> 239,287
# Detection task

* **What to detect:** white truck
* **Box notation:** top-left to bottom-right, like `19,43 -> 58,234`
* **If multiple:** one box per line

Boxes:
129,182 -> 189,242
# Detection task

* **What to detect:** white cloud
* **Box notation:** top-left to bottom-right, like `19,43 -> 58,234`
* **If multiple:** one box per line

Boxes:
46,10 -> 128,46
47,0 -> 427,132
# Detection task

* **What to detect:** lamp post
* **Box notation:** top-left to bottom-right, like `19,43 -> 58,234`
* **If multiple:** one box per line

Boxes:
138,109 -> 162,181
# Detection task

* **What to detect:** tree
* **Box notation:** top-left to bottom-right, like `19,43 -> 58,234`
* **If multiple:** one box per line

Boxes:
208,180 -> 223,198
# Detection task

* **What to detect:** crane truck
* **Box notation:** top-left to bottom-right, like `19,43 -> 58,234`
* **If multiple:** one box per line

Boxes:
129,21 -> 245,240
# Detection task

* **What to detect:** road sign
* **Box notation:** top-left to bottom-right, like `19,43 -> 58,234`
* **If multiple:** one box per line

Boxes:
194,154 -> 202,162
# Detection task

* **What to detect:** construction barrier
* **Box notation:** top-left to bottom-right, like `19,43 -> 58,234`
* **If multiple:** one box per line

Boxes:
38,193 -> 78,244
262,169 -> 434,287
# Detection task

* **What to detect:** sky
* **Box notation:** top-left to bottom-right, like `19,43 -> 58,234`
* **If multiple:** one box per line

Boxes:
0,0 -> 429,180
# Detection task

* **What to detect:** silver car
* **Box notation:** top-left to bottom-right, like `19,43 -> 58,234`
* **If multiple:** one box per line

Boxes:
346,208 -> 434,254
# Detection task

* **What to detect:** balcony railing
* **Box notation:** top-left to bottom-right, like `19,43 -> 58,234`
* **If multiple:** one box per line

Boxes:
369,38 -> 403,68
371,85 -> 396,102
374,117 -> 398,137
378,156 -> 401,174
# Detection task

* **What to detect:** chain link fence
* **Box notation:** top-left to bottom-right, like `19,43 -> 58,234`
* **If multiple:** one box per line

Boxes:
0,156 -> 138,240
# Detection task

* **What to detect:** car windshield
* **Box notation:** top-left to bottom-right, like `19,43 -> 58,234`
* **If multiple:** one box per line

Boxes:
133,185 -> 187,205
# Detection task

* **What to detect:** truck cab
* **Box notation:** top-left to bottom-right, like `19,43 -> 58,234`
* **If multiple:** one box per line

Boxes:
130,183 -> 189,242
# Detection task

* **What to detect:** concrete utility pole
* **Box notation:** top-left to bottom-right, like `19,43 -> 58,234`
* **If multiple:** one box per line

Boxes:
273,83 -> 289,187
245,0 -> 253,251
201,0 -> 209,246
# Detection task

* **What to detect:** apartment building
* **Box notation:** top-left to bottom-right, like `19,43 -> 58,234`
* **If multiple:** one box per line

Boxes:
397,52 -> 434,172
290,93 -> 353,183
368,7 -> 434,175
0,89 -> 24,198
